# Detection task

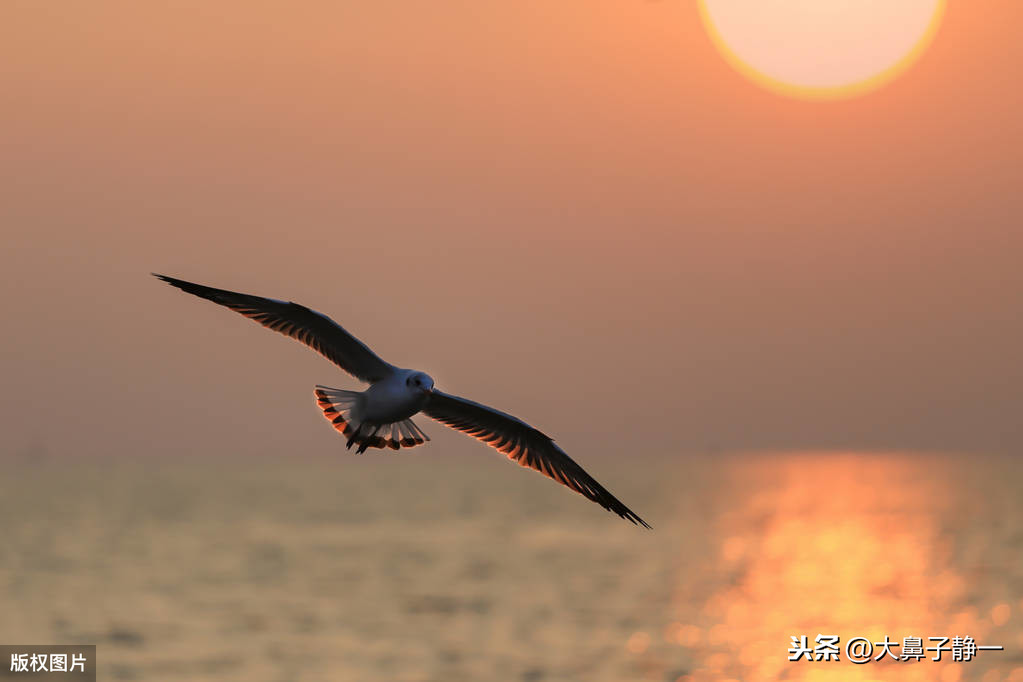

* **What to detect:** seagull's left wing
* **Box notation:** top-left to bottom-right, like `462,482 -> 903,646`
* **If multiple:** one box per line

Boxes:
154,274 -> 397,383
422,390 -> 650,527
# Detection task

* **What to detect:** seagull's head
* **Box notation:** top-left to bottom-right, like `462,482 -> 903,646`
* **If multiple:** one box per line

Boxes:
406,371 -> 434,394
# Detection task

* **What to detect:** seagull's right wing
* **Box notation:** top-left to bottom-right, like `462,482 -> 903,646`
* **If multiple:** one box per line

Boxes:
423,390 -> 650,527
154,274 -> 396,383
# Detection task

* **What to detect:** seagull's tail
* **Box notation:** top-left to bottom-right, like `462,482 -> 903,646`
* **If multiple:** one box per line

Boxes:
314,386 -> 430,454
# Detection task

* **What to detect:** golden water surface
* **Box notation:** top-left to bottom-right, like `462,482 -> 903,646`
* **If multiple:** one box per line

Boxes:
0,451 -> 1019,681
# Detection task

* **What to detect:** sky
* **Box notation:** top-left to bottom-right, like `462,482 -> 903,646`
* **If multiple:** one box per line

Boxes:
1,0 -> 1020,461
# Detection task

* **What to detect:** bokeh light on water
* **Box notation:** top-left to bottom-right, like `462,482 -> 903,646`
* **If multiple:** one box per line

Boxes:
657,452 -> 1020,681
0,451 -> 1018,681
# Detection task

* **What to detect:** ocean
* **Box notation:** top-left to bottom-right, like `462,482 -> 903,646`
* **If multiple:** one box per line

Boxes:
1,451 -> 1019,681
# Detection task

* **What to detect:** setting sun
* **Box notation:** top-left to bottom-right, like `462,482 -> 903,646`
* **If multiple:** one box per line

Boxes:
699,0 -> 945,99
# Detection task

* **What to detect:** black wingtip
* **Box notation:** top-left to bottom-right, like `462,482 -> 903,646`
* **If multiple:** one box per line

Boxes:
152,273 -> 225,304
622,510 -> 652,530
153,273 -> 185,288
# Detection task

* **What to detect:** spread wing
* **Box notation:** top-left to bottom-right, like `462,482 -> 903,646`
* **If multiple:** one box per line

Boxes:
422,390 -> 650,527
154,274 -> 396,383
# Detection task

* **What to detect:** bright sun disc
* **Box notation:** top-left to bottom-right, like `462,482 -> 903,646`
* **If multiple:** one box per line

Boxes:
699,0 -> 945,99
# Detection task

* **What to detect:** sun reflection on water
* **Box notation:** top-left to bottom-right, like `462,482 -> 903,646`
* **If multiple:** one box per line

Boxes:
658,452 -> 1015,682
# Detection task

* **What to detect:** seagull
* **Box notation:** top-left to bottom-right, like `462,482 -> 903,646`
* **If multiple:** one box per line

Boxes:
154,274 -> 649,527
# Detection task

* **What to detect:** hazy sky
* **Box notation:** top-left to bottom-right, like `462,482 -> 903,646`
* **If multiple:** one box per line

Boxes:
2,1 -> 1020,460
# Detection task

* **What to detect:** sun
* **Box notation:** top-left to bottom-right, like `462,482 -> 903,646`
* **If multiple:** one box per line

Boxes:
698,0 -> 945,100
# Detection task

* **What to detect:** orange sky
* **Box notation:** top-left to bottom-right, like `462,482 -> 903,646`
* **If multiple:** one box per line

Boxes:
1,0 -> 1020,459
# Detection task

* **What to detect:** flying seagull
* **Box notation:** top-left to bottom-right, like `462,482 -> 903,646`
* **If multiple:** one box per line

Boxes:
154,274 -> 649,527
